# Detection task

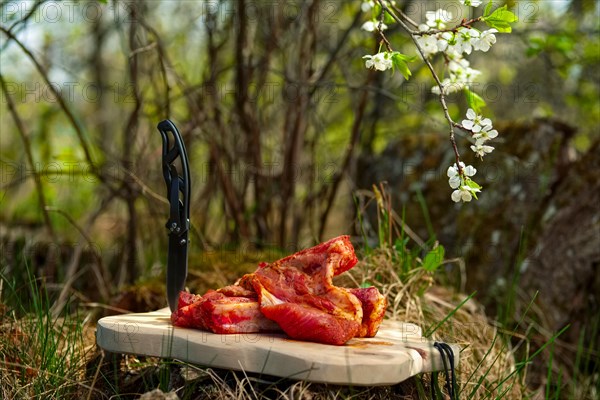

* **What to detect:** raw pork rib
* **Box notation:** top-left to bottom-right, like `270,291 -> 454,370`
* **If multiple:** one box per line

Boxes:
347,287 -> 387,338
250,236 -> 363,345
171,235 -> 387,345
170,285 -> 280,334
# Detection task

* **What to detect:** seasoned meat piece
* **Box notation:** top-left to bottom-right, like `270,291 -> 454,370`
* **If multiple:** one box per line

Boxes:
347,287 -> 387,338
251,236 -> 363,345
171,235 -> 387,345
171,287 -> 280,333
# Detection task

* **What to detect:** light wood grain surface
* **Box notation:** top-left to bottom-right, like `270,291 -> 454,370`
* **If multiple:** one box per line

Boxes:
97,308 -> 459,386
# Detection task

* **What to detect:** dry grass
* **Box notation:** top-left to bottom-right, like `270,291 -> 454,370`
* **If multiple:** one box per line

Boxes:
341,247 -> 526,400
0,309 -> 99,399
147,246 -> 528,399
80,245 -> 528,399
1,244 -> 530,399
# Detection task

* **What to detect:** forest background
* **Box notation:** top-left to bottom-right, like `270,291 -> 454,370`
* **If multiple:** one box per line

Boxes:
0,0 -> 598,398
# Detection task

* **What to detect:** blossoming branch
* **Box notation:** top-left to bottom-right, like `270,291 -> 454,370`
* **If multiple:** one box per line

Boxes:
360,0 -> 518,202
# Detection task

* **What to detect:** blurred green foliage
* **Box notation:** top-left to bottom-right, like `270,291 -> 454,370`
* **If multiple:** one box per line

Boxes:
0,0 -> 598,282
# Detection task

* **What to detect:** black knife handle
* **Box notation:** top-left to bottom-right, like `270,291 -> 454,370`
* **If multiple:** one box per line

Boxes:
157,120 -> 190,237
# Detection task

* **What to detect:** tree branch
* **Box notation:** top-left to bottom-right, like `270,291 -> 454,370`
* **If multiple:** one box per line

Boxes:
0,26 -> 105,179
377,0 -> 462,172
318,73 -> 373,241
0,73 -> 56,241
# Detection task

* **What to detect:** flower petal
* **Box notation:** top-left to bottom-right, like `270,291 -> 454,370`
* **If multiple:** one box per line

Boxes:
464,165 -> 477,176
449,175 -> 461,189
451,190 -> 462,202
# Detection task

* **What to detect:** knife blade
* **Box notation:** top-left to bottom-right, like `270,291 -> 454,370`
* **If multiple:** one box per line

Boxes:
157,120 -> 190,313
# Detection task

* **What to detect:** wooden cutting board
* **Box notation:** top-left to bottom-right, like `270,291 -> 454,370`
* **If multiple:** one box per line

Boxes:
96,308 -> 459,386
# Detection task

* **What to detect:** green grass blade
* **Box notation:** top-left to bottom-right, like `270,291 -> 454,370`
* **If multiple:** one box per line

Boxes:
415,189 -> 435,241
485,324 -> 570,397
425,291 -> 476,337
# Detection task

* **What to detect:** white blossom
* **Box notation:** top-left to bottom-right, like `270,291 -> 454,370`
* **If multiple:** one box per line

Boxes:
461,0 -> 483,6
418,31 -> 460,59
431,54 -> 481,94
363,52 -> 393,71
464,164 -> 477,177
418,23 -> 430,32
448,163 -> 479,202
449,56 -> 481,81
448,55 -> 470,71
361,1 -> 375,12
473,29 -> 498,52
455,27 -> 480,55
471,140 -> 495,158
425,9 -> 454,29
463,66 -> 481,81
447,166 -> 461,189
431,78 -> 465,95
436,32 -> 454,51
447,162 -> 476,189
442,36 -> 461,57
451,185 -> 480,202
361,20 -> 388,32
462,108 -> 492,133
448,162 -> 477,178
473,124 -> 499,141
416,35 -> 440,58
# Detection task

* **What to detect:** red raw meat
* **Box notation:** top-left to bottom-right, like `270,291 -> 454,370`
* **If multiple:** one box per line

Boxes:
171,235 -> 387,345
347,287 -> 387,338
170,285 -> 280,333
250,236 -> 364,345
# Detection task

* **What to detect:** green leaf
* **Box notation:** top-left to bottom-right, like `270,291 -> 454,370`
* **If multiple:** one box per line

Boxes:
483,0 -> 494,17
465,178 -> 482,190
464,89 -> 487,113
482,5 -> 518,33
422,245 -> 445,272
383,11 -> 395,24
371,3 -> 395,24
465,178 -> 482,200
391,52 -> 417,80
98,0 -> 108,4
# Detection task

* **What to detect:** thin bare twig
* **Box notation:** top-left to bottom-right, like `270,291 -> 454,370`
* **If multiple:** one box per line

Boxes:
128,41 -> 157,58
390,3 -> 419,29
119,1 -> 143,284
376,0 -> 462,171
310,9 -> 363,97
0,26 -> 104,180
131,11 -> 171,118
121,169 -> 168,205
6,0 -> 46,37
86,351 -> 104,400
0,73 -> 56,241
412,17 -> 484,37
46,206 -> 110,314
318,73 -> 373,241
